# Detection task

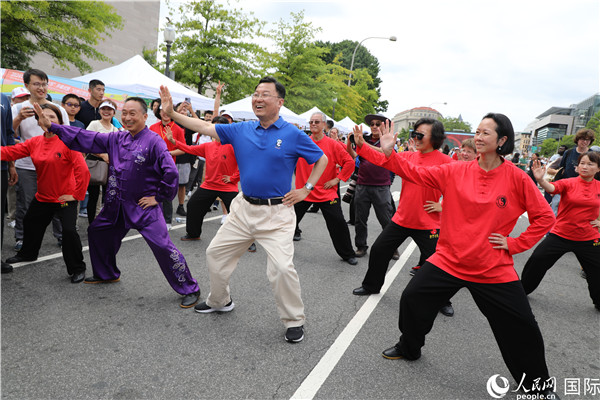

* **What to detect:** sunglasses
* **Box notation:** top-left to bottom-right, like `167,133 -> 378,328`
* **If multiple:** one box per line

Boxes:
410,132 -> 425,140
309,120 -> 322,124
64,102 -> 80,108
369,121 -> 382,127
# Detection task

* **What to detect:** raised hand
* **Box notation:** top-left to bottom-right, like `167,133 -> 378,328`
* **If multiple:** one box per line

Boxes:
379,120 -> 396,157
352,125 -> 364,148
158,85 -> 175,116
216,81 -> 225,95
531,159 -> 546,182
32,103 -> 51,131
164,125 -> 175,144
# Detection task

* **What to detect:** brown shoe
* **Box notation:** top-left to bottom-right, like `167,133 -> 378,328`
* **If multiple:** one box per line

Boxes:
181,235 -> 201,241
355,248 -> 368,258
84,276 -> 120,284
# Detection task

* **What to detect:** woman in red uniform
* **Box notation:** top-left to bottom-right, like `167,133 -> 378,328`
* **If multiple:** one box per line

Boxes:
149,102 -> 185,227
522,151 -> 600,310
2,103 -> 89,283
353,113 -> 557,396
164,116 -> 240,241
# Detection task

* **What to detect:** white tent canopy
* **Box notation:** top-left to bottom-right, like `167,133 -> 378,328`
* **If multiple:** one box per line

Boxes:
298,106 -> 331,122
221,96 -> 306,126
74,55 -> 214,111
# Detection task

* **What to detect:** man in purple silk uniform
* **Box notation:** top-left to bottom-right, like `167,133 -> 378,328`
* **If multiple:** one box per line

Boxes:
33,98 -> 200,308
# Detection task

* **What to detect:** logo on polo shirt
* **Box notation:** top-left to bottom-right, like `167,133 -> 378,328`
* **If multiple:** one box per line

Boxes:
495,196 -> 507,208
275,139 -> 282,149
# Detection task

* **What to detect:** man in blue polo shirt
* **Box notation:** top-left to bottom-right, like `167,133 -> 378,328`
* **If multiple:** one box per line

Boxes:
159,77 -> 327,343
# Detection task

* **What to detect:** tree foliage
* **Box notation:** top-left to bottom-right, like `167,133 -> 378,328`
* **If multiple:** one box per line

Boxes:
539,139 -> 561,157
168,0 -> 268,101
585,110 -> 600,146
439,116 -> 473,133
1,1 -> 122,73
316,40 -> 387,112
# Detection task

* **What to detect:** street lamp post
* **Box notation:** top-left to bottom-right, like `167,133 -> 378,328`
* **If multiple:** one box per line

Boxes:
164,23 -> 175,79
332,97 -> 337,120
347,36 -> 396,86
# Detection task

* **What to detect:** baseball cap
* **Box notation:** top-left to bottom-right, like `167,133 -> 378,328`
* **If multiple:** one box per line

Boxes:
11,87 -> 30,99
221,111 -> 235,121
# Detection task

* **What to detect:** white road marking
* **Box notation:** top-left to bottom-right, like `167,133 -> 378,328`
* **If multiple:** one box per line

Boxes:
290,241 -> 417,400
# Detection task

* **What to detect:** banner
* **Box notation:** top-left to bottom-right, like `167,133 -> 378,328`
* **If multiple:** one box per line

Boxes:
1,68 -> 143,110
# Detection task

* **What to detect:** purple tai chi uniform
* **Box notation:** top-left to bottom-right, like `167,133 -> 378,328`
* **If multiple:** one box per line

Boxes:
48,123 -> 199,295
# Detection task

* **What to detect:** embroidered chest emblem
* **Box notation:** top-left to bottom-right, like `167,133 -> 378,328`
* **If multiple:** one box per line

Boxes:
132,150 -> 146,165
495,195 -> 507,208
275,139 -> 282,149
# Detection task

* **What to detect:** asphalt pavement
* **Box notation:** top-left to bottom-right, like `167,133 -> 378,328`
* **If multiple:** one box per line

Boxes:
1,180 -> 599,400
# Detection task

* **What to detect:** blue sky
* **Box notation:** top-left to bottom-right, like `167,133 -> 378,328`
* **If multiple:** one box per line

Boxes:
160,0 -> 599,131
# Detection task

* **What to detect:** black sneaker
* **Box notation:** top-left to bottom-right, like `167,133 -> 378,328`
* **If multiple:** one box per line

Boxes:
176,205 -> 187,216
194,299 -> 234,313
285,325 -> 304,343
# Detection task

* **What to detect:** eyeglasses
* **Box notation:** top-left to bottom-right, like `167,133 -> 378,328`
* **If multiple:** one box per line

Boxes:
410,132 -> 425,140
369,121 -> 382,127
309,120 -> 323,124
251,93 -> 280,100
29,82 -> 48,89
64,102 -> 80,108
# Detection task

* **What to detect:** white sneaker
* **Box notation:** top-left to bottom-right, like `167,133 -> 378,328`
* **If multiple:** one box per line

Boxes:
166,224 -> 172,231
8,220 -> 15,228
221,215 -> 227,224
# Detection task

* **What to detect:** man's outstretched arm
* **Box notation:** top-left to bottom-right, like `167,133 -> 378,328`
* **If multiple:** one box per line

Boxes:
159,85 -> 218,140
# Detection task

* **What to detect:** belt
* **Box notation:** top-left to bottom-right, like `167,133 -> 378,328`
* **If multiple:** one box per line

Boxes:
243,194 -> 284,206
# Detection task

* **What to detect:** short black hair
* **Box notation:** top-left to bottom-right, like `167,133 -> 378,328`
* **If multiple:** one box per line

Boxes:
124,97 -> 148,114
482,113 -> 515,156
23,68 -> 48,84
414,118 -> 446,150
212,116 -> 230,125
89,79 -> 105,89
61,93 -> 81,105
150,98 -> 160,108
256,76 -> 285,99
153,99 -> 162,120
326,120 -> 334,130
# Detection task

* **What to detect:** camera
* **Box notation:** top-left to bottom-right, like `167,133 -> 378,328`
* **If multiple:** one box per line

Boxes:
349,132 -> 372,145
342,172 -> 359,203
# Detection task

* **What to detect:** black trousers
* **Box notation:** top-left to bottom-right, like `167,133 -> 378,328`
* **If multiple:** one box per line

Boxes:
521,233 -> 600,308
18,198 -> 85,275
186,187 -> 238,238
87,183 -> 106,224
294,198 -> 355,260
396,262 -> 549,388
362,222 -> 439,293
1,170 -> 7,250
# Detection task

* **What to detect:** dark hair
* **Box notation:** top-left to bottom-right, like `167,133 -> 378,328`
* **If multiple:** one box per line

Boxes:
482,113 -> 515,155
37,103 -> 63,125
577,151 -> 600,167
414,118 -> 446,150
150,98 -> 160,108
326,120 -> 334,130
256,76 -> 285,99
574,128 -> 595,144
124,97 -> 148,114
212,116 -> 230,125
61,93 -> 81,105
533,153 -> 540,158
23,68 -> 48,84
204,110 -> 213,116
89,79 -> 105,89
153,99 -> 162,119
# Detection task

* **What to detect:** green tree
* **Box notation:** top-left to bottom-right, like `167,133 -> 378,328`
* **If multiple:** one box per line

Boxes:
168,0 -> 268,101
539,138 -> 560,157
316,40 -> 388,112
1,1 -> 122,73
142,46 -> 160,71
557,135 -> 575,149
585,110 -> 600,146
439,116 -> 473,133
268,11 -> 330,113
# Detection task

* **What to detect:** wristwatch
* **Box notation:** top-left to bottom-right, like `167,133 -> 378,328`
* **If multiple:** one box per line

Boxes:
304,182 -> 314,191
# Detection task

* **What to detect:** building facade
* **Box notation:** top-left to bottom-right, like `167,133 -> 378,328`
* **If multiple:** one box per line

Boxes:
391,107 -> 443,133
30,2 -> 160,79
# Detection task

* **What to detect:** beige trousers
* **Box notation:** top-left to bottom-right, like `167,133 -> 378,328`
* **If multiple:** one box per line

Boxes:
205,193 -> 305,328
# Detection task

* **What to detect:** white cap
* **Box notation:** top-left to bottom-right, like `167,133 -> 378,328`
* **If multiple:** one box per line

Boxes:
99,101 -> 116,111
221,111 -> 235,121
11,87 -> 30,99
